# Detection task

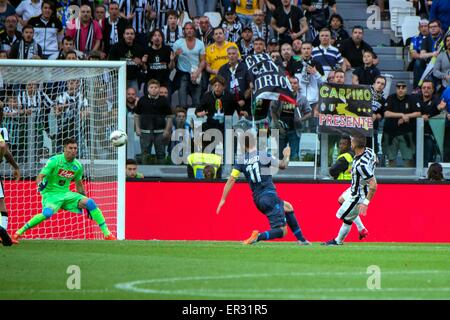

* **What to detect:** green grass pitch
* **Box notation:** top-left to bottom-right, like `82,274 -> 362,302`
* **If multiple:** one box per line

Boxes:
1,241 -> 449,300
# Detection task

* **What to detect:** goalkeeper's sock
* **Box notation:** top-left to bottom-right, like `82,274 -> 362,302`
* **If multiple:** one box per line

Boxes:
353,216 -> 365,232
335,221 -> 352,244
17,214 -> 47,236
1,211 -> 7,229
285,211 -> 306,241
257,228 -> 284,241
89,208 -> 111,237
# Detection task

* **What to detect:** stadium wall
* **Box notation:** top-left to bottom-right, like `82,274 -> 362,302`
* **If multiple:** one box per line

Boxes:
126,182 -> 450,243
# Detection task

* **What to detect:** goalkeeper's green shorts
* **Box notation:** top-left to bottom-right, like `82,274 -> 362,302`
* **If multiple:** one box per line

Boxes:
42,191 -> 87,214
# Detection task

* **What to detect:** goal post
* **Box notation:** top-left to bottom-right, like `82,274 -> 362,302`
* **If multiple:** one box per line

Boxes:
0,59 -> 127,240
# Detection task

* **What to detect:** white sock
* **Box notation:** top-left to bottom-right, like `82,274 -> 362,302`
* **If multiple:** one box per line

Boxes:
1,216 -> 7,230
335,223 -> 352,244
353,216 -> 365,232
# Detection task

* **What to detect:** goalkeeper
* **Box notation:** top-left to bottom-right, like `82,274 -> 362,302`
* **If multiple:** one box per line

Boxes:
12,138 -> 116,243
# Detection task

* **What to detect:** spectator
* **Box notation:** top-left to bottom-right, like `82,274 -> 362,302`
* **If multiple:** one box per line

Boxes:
17,81 -> 53,161
56,0 -> 77,31
253,36 -> 267,54
312,28 -> 345,80
119,0 -> 152,47
187,152 -> 222,179
149,1 -> 189,37
340,26 -> 375,71
433,34 -> 450,90
442,86 -> 450,162
15,0 -> 42,31
134,79 -> 173,165
221,5 -> 244,44
369,75 -> 387,155
276,76 -> 311,161
293,41 -> 325,128
126,159 -> 144,178
64,49 -> 77,60
196,75 -> 239,134
409,19 -> 430,89
329,136 -> 353,180
94,4 -> 107,31
382,81 -> 421,167
109,26 -> 146,93
2,95 -> 26,162
429,0 -> 450,33
52,35 -> 84,60
159,85 -> 169,99
420,20 -> 444,69
417,80 -> 446,166
9,25 -> 43,59
54,79 -> 89,155
28,0 -> 63,59
271,0 -> 308,46
266,37 -> 279,53
196,16 -> 214,46
292,38 -> 303,58
235,0 -> 263,27
161,10 -> 183,50
352,51 -> 381,85
102,1 -> 127,55
303,0 -> 337,41
326,13 -> 349,49
205,27 -> 239,81
250,9 -> 269,44
173,22 -> 206,109
427,162 -> 444,181
0,15 -> 21,54
237,26 -> 254,59
126,87 -> 139,114
0,0 -> 15,30
66,4 -> 103,56
169,107 -> 193,161
142,29 -> 175,92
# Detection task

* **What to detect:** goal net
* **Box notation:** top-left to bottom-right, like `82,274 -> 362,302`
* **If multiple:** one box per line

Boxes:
0,60 -> 126,240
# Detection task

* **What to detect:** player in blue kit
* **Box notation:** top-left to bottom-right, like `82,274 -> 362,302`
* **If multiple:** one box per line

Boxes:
216,134 -> 310,245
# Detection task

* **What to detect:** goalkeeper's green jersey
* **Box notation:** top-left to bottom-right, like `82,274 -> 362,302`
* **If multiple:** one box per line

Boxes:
39,154 -> 83,194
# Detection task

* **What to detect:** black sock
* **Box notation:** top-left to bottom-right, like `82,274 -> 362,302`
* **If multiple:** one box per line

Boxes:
257,228 -> 284,241
285,211 -> 306,241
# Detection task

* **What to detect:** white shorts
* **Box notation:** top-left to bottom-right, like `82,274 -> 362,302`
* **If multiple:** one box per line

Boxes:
336,187 -> 363,222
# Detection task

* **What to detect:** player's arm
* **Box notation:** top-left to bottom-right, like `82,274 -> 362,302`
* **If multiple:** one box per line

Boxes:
358,177 -> 377,216
216,169 -> 239,214
4,145 -> 20,181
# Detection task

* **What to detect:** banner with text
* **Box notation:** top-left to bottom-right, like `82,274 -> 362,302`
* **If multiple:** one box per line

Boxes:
318,83 -> 373,137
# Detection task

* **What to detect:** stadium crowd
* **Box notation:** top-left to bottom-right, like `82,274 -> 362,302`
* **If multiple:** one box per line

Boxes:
0,0 -> 449,172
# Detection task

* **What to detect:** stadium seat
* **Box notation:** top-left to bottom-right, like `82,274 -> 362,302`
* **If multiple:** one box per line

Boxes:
401,16 -> 421,45
381,73 -> 394,99
204,12 -> 222,28
390,0 -> 416,38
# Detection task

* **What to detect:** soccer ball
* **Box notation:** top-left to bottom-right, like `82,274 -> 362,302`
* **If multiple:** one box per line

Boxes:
110,130 -> 128,147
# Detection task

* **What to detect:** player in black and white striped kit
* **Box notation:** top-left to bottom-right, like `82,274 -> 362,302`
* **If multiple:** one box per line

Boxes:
323,134 -> 378,246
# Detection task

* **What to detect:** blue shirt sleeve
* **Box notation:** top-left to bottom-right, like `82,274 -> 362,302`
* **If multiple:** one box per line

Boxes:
442,87 -> 450,112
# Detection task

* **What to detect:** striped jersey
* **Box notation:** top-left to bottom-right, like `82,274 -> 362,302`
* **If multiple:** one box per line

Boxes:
119,0 -> 150,34
149,0 -> 188,32
350,147 -> 376,199
311,45 -> 343,77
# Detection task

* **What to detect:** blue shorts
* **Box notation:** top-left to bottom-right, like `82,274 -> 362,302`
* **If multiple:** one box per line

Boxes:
254,191 -> 286,229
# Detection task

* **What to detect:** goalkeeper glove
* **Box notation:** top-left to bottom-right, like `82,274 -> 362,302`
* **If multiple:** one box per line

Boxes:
38,180 -> 48,192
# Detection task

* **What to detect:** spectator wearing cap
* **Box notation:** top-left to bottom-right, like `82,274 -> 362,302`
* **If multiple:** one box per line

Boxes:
249,9 -> 269,44
339,26 -> 375,71
237,26 -> 254,59
433,34 -> 450,90
429,0 -> 450,33
382,81 -> 421,168
235,0 -> 264,27
221,5 -> 244,43
205,27 -> 240,80
408,19 -> 430,89
271,0 -> 308,46
267,38 -> 279,54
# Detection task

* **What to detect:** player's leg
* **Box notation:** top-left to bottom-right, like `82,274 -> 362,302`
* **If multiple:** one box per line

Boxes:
244,196 -> 286,244
0,180 -> 8,230
338,188 -> 368,239
283,200 -> 310,245
0,225 -> 13,246
14,207 -> 56,242
78,197 -> 115,239
323,197 -> 360,245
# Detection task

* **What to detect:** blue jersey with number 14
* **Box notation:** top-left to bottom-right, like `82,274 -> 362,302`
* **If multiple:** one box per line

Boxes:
231,151 -> 278,198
